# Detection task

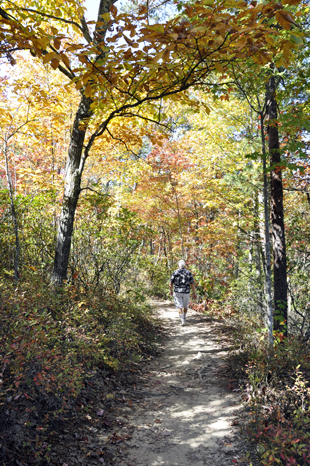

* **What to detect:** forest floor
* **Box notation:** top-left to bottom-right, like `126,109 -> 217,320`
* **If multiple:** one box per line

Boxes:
106,299 -> 252,466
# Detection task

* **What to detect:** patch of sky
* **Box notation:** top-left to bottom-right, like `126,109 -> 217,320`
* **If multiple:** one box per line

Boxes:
83,0 -> 179,64
84,0 -> 178,23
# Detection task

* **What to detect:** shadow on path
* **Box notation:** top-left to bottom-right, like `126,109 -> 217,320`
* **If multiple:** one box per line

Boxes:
111,299 -> 247,466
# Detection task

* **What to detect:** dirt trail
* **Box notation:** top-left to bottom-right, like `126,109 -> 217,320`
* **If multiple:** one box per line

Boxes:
115,299 -> 248,466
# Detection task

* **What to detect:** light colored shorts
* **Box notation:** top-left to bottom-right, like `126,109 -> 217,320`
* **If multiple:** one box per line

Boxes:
174,292 -> 190,309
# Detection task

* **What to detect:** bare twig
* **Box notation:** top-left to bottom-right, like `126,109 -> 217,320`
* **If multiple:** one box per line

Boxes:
79,186 -> 111,196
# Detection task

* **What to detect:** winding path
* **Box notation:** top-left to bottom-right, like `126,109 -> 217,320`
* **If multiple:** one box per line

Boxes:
115,299 -> 248,466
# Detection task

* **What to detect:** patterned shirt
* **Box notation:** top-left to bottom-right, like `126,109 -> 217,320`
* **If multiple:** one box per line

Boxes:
170,268 -> 194,294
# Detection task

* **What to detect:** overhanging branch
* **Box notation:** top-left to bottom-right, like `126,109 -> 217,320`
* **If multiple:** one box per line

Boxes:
6,7 -> 85,33
122,113 -> 173,131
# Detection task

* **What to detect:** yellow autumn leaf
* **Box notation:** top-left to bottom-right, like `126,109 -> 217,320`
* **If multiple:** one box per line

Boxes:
163,49 -> 170,62
110,4 -> 118,17
66,44 -> 84,52
214,62 -> 223,72
101,12 -> 110,21
53,38 -> 61,50
50,58 -> 60,69
85,83 -> 92,96
82,73 -> 91,85
43,52 -> 57,64
123,34 -> 136,47
75,79 -> 83,90
275,10 -> 295,29
60,53 -> 70,68
282,0 -> 301,4
152,51 -> 164,63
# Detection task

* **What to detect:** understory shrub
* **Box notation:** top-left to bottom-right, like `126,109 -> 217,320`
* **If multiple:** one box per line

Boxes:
0,274 -> 161,464
140,257 -> 171,298
219,301 -> 310,466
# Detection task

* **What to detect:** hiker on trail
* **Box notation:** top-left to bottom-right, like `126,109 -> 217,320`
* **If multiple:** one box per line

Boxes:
170,260 -> 197,325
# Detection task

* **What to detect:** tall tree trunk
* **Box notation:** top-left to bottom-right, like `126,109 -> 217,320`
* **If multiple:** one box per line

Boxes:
51,0 -> 115,285
4,137 -> 20,284
260,113 -> 273,349
266,75 -> 288,335
51,94 -> 93,285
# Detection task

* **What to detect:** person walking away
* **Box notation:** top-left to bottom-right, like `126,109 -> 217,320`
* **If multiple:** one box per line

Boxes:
170,260 -> 197,325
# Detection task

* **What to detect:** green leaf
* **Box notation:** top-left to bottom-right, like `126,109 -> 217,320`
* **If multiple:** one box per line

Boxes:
290,33 -> 303,46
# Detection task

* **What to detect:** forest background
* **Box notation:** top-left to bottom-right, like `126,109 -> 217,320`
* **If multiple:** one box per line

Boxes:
1,0 -> 310,464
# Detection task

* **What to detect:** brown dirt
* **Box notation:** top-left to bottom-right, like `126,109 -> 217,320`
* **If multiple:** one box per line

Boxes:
108,299 -> 249,466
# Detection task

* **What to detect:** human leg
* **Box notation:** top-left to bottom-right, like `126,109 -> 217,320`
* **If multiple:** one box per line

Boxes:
182,294 -> 190,322
174,292 -> 185,324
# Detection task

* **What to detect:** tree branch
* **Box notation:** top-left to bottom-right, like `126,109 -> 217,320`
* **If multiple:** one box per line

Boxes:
6,7 -> 85,33
283,187 -> 310,194
0,7 -> 14,20
40,49 -> 75,80
79,186 -> 111,196
80,15 -> 93,44
106,127 -> 143,159
122,113 -> 173,130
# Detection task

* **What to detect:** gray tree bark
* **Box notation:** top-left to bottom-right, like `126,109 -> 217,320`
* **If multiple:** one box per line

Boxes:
51,94 -> 93,284
266,75 -> 288,335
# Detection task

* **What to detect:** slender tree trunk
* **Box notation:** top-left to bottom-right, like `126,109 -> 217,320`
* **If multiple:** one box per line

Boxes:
172,185 -> 185,259
260,113 -> 273,349
253,191 -> 262,278
266,75 -> 288,335
51,94 -> 93,285
162,227 -> 171,273
235,210 -> 241,279
155,232 -> 162,265
254,190 -> 263,314
3,137 -> 20,284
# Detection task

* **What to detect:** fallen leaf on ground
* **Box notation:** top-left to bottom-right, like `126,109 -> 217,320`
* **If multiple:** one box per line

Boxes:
102,419 -> 112,426
110,433 -> 131,443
